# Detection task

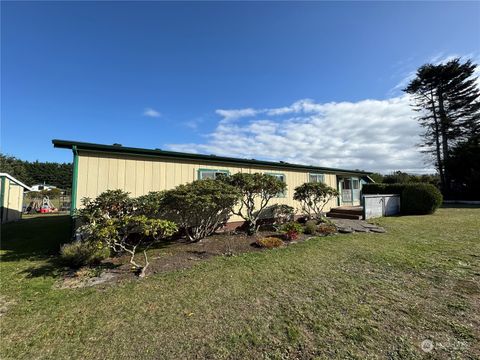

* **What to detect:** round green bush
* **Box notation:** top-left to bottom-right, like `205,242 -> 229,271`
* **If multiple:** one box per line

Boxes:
401,184 -> 443,215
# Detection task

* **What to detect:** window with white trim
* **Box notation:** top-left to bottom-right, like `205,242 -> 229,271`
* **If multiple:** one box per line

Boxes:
309,173 -> 325,183
198,169 -> 229,180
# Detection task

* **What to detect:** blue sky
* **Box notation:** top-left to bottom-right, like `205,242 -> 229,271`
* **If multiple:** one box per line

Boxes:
2,1 -> 479,172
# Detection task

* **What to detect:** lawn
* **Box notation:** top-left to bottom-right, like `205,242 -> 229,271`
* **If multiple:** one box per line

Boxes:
1,208 -> 479,359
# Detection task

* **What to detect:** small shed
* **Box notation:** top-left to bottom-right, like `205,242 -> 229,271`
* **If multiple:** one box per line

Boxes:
0,173 -> 32,223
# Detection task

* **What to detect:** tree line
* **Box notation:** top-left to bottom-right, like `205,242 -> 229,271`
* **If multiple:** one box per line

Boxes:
0,153 -> 72,190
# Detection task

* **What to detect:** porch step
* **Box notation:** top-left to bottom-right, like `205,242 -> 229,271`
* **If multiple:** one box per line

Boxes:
326,212 -> 363,220
329,207 -> 363,216
327,206 -> 364,220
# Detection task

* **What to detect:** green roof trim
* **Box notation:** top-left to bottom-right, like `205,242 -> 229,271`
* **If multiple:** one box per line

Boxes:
52,139 -> 372,176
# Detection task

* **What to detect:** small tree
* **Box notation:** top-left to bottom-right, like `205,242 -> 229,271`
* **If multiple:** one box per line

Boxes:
293,182 -> 339,221
161,179 -> 240,242
223,173 -> 287,235
81,215 -> 177,277
77,189 -> 135,223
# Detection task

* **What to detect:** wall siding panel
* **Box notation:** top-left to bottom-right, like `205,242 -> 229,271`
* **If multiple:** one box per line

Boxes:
75,151 -> 363,222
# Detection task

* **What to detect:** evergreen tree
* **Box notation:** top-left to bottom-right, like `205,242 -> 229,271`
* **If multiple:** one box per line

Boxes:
404,58 -> 480,194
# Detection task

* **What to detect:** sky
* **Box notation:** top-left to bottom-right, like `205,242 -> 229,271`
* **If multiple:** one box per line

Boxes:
2,1 -> 479,173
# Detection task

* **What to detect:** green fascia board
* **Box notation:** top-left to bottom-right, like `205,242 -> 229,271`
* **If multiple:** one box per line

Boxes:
52,139 -> 372,176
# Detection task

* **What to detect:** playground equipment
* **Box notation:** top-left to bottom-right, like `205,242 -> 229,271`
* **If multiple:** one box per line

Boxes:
25,195 -> 58,214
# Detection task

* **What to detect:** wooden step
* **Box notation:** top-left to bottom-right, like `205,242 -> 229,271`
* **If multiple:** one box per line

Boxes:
329,208 -> 363,216
326,212 -> 363,220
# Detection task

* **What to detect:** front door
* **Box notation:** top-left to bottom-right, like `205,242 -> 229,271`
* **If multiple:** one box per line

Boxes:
339,177 -> 361,205
340,178 -> 353,204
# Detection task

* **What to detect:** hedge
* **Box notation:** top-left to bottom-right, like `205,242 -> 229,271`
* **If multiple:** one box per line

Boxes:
363,183 -> 443,215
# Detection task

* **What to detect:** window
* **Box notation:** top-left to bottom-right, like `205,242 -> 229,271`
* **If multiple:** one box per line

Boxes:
266,173 -> 286,197
198,169 -> 229,180
309,173 -> 325,183
352,179 -> 360,190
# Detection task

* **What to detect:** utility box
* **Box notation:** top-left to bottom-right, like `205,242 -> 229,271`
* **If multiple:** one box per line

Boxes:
363,194 -> 400,219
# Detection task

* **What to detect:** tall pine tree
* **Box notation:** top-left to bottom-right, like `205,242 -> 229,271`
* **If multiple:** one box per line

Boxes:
404,58 -> 480,195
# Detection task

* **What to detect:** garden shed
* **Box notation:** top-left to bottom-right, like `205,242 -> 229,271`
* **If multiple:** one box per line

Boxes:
0,173 -> 32,223
53,140 -> 373,225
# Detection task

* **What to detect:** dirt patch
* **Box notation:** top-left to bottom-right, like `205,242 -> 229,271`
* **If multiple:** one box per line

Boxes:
56,268 -> 120,289
104,231 -> 314,279
0,295 -> 16,317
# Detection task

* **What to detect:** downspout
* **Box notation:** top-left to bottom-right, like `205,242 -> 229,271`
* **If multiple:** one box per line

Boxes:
71,145 -> 79,216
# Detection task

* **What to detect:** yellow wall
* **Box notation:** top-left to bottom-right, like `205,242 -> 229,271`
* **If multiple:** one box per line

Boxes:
1,177 -> 25,223
76,151 -> 340,222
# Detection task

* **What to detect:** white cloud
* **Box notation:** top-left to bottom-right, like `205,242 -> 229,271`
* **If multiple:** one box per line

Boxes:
167,96 -> 435,174
143,108 -> 161,118
215,108 -> 258,121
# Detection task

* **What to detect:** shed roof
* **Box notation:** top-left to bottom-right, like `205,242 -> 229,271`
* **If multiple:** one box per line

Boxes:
52,139 -> 372,176
0,173 -> 32,191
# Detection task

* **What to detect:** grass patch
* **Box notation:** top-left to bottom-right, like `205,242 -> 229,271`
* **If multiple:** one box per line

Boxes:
1,209 -> 479,359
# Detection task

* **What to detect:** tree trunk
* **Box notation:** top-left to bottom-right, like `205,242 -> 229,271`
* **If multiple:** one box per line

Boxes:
429,92 -> 446,191
437,90 -> 451,194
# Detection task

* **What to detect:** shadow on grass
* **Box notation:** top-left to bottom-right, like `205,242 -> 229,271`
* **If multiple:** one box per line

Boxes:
0,215 -> 73,262
1,215 -> 179,278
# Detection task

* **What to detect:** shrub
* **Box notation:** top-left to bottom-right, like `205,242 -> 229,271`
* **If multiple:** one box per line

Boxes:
80,215 -> 178,277
135,191 -> 166,218
280,222 -> 304,241
59,241 -> 110,268
363,183 -> 443,215
303,220 -> 318,235
77,189 -> 135,223
402,184 -> 443,215
317,223 -> 337,235
267,204 -> 295,228
255,237 -> 284,249
293,182 -> 339,221
161,179 -> 240,242
222,173 -> 287,235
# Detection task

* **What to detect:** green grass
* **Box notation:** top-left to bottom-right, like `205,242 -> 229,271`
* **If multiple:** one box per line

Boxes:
1,208 -> 479,359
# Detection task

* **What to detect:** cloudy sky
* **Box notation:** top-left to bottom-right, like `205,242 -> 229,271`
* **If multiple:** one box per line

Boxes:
3,2 -> 479,174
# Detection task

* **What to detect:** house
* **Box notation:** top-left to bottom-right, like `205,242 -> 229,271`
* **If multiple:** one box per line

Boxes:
52,139 -> 372,225
0,173 -> 32,223
30,183 -> 58,192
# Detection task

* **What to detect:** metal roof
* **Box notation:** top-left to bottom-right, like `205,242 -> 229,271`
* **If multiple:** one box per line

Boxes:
52,139 -> 372,176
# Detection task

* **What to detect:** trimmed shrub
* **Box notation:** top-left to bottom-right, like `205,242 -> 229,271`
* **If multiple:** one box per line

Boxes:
304,220 -> 318,235
256,237 -> 284,249
317,223 -> 337,235
221,173 -> 287,235
402,184 -> 443,215
363,183 -> 443,215
59,241 -> 110,268
280,222 -> 304,241
77,189 -> 135,223
293,182 -> 339,221
135,191 -> 166,218
161,179 -> 240,242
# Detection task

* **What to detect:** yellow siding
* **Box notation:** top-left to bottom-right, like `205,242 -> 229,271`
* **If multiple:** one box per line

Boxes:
75,151 -> 342,222
1,177 -> 25,223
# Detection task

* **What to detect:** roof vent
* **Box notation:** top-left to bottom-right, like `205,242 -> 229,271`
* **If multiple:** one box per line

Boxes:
113,143 -> 122,147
